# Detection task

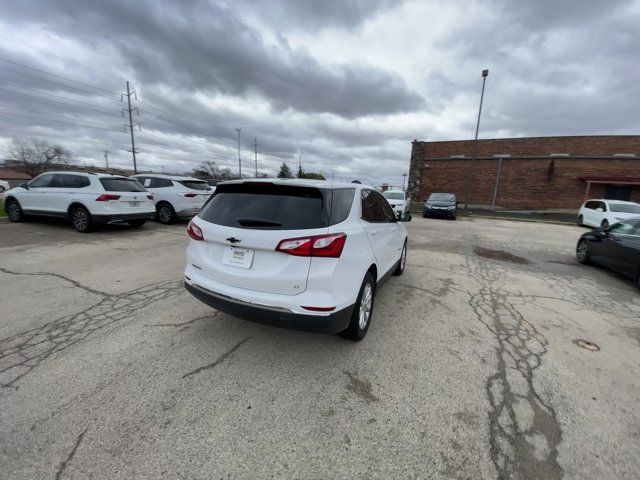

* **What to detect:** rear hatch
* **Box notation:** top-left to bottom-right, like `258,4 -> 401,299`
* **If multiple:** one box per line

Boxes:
177,180 -> 212,207
98,177 -> 154,212
193,182 -> 331,295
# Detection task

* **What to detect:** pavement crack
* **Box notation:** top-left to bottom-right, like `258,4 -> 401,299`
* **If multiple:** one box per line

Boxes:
144,314 -> 217,332
55,427 -> 87,480
0,279 -> 184,387
182,336 -> 251,379
0,267 -> 111,297
464,254 -> 563,480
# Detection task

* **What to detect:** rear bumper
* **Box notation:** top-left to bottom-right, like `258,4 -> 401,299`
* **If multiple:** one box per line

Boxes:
93,211 -> 156,224
185,281 -> 354,334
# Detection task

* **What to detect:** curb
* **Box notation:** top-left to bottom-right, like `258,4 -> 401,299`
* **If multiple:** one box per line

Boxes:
462,215 -> 576,226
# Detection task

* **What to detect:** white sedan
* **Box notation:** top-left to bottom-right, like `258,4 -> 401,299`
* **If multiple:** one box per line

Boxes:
0,179 -> 9,193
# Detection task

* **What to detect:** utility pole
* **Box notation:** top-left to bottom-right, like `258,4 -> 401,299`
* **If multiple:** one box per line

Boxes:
464,69 -> 489,210
104,150 -> 110,171
121,81 -> 139,174
402,172 -> 407,191
254,137 -> 258,177
236,128 -> 242,178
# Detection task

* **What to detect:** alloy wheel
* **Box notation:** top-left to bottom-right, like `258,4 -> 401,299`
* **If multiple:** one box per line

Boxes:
7,202 -> 20,222
401,244 -> 407,270
159,206 -> 172,223
73,209 -> 88,231
576,240 -> 588,263
358,283 -> 373,330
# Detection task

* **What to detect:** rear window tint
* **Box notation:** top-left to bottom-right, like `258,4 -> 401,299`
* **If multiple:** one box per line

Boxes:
179,180 -> 211,191
199,183 -> 332,230
100,178 -> 146,192
329,188 -> 355,224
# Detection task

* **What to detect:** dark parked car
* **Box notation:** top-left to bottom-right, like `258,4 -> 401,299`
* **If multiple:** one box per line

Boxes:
576,218 -> 640,287
423,193 -> 457,220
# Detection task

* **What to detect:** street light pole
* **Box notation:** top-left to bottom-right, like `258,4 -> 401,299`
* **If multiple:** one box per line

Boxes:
402,172 -> 407,191
236,128 -> 242,179
463,69 -> 489,210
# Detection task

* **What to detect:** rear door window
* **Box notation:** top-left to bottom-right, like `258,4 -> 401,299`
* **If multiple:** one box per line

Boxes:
179,180 -> 211,191
52,174 -> 90,188
361,189 -> 386,222
100,178 -> 147,192
199,183 -> 329,230
149,177 -> 173,188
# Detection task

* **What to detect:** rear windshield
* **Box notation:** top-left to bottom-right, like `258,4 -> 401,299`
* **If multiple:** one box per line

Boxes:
179,180 -> 211,191
609,203 -> 640,213
383,191 -> 404,200
428,193 -> 455,202
100,178 -> 146,192
199,183 -> 354,229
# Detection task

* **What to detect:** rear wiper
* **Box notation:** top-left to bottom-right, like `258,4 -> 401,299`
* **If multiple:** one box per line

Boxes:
236,217 -> 282,227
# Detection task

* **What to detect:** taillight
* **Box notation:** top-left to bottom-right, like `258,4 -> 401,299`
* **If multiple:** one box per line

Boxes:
95,194 -> 121,201
147,194 -> 154,200
275,233 -> 346,258
187,220 -> 204,241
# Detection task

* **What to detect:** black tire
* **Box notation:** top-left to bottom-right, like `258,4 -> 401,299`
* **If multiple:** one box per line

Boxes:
393,241 -> 407,276
157,203 -> 176,224
601,219 -> 609,229
576,239 -> 590,264
340,272 -> 375,342
6,199 -> 23,223
577,214 -> 584,227
70,206 -> 93,233
128,219 -> 146,228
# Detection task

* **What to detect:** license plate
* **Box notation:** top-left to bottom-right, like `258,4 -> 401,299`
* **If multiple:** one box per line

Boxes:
222,247 -> 254,269
129,201 -> 140,206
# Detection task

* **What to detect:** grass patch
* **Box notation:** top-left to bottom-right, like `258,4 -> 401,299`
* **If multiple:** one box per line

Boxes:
0,198 -> 5,217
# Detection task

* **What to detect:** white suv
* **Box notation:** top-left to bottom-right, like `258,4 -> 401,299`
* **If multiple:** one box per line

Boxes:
382,189 -> 410,215
131,174 -> 213,224
4,171 -> 155,232
184,179 -> 411,341
577,199 -> 640,228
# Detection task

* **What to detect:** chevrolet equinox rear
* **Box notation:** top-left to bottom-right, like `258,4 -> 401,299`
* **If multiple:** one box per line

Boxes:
184,179 -> 409,341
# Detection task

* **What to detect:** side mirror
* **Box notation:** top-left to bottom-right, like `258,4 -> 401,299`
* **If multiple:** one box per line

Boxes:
19,182 -> 29,189
398,213 -> 412,222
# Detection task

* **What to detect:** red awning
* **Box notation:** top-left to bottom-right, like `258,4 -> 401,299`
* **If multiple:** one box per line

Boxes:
580,176 -> 640,185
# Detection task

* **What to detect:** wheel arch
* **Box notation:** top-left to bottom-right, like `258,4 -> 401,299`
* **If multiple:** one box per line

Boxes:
67,202 -> 90,218
4,195 -> 19,213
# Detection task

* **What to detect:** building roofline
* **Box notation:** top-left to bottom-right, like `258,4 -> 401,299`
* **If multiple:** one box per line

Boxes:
412,134 -> 640,144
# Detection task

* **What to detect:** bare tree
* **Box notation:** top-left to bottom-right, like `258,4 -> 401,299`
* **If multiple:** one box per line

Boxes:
192,160 -> 238,180
6,139 -> 73,177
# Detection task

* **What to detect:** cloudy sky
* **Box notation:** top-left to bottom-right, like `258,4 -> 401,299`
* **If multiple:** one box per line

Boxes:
0,0 -> 638,186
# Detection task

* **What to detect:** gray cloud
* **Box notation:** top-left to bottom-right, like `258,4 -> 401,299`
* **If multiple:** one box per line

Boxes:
0,0 -> 638,187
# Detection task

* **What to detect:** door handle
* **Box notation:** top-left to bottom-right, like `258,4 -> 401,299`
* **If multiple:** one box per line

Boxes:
370,229 -> 378,236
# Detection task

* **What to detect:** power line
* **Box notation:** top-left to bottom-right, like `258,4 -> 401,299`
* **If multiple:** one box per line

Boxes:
0,83 -> 121,113
0,66 -> 121,103
0,86 -> 121,117
0,103 -> 119,129
0,109 -> 122,132
0,57 -> 119,96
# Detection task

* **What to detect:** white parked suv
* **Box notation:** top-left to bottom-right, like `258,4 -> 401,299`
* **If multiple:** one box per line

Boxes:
577,199 -> 640,228
382,189 -> 410,215
131,174 -> 213,224
184,179 -> 411,341
4,171 -> 155,232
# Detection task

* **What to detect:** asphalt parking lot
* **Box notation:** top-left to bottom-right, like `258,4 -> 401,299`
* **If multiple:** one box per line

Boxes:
1,215 -> 639,479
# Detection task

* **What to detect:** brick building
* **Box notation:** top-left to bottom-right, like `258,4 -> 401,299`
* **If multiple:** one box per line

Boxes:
408,135 -> 640,211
